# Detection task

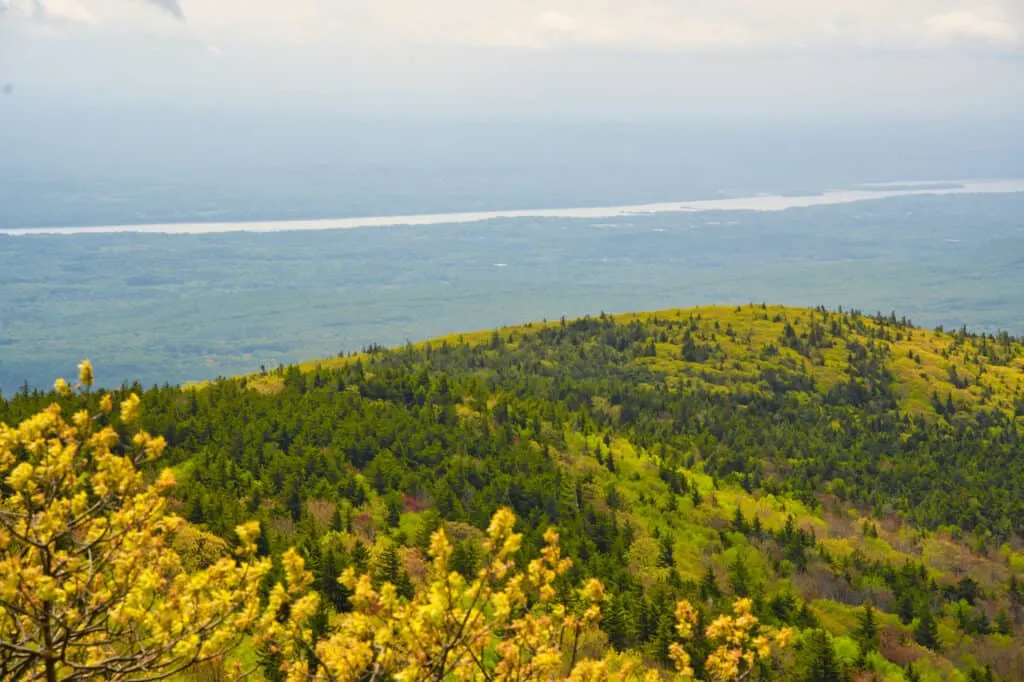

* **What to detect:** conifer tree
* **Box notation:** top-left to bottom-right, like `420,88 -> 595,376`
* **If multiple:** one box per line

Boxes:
914,608 -> 940,650
728,553 -> 751,598
856,602 -> 879,652
700,564 -> 721,602
796,629 -> 842,682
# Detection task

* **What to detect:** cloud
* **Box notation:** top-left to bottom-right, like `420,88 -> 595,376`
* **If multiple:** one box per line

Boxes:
142,0 -> 181,20
2,0 -> 181,25
926,11 -> 1019,46
173,1 -> 1023,52
3,0 -> 1022,53
30,0 -> 96,24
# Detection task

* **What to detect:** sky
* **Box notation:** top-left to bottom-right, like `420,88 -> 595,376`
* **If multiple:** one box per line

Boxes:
0,0 -> 1021,120
0,0 -> 1022,226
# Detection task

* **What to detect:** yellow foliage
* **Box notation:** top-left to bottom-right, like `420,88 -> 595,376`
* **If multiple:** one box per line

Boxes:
0,374 -> 270,681
258,509 -> 791,682
1,368 -> 793,681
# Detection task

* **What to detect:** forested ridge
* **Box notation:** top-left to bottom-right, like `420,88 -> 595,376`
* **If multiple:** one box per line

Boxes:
3,304 -> 1024,681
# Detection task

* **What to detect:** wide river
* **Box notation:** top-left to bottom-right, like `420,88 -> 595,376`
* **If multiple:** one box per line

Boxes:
3,178 -> 1023,236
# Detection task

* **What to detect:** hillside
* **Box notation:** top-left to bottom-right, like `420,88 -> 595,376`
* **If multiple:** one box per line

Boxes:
2,304 -> 1023,681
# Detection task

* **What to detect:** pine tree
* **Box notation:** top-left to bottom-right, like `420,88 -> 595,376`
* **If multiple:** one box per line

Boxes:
728,553 -> 751,598
967,665 -> 997,682
330,504 -> 344,533
305,600 -> 331,675
897,593 -> 916,625
603,594 -> 633,651
385,493 -> 403,528
797,629 -> 842,682
1010,574 -> 1023,616
351,539 -> 370,573
795,602 -> 819,629
450,539 -> 480,578
914,608 -> 940,650
995,609 -> 1014,636
700,564 -> 721,602
658,534 -> 675,568
557,474 -> 580,520
732,507 -> 748,534
320,546 -> 351,611
416,509 -> 443,551
856,602 -> 879,652
375,542 -> 402,586
752,515 -> 764,540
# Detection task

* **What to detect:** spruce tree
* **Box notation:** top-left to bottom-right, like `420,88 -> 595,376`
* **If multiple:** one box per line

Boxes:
375,542 -> 402,586
995,609 -> 1013,636
797,629 -> 842,682
603,594 -> 633,651
914,608 -> 940,650
320,546 -> 351,611
728,553 -> 751,598
856,602 -> 879,652
897,593 -> 916,625
700,564 -> 721,602
658,534 -> 675,568
330,504 -> 345,533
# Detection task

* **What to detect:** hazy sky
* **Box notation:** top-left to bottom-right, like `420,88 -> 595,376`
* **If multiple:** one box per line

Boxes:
1,0 -> 1021,121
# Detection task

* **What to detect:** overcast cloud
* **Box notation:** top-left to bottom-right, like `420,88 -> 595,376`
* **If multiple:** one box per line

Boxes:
0,1 -> 1021,124
3,0 -> 1022,49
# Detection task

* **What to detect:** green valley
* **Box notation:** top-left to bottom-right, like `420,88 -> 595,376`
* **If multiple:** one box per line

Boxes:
2,304 -> 1023,681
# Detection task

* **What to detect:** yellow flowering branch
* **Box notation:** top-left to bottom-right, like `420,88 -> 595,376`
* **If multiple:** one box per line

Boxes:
0,368 -> 271,682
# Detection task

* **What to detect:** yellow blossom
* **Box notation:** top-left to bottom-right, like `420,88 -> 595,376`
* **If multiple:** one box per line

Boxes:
121,393 -> 142,424
0,367 -> 269,680
78,359 -> 94,388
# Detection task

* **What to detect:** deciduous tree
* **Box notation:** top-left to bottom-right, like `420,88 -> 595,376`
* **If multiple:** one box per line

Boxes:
0,364 -> 270,681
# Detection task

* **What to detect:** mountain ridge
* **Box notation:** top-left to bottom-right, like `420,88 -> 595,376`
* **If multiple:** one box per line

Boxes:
2,303 -> 1023,680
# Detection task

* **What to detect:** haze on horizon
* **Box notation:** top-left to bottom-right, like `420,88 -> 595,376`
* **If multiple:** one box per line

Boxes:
1,0 -> 1023,224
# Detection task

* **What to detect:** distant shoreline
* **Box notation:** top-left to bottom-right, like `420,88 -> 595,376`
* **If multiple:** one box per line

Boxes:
3,178 -> 1023,237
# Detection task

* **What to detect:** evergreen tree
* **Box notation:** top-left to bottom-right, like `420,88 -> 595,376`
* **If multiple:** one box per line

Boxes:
967,665 -> 997,682
995,609 -> 1013,636
700,564 -> 721,602
751,515 -> 764,541
557,474 -> 580,520
796,629 -> 842,682
855,602 -> 879,653
375,542 -> 402,586
603,594 -> 633,651
795,602 -> 819,629
374,542 -> 415,599
896,593 -> 916,625
731,507 -> 748,534
416,509 -> 443,551
305,600 -> 331,675
658,534 -> 675,568
385,493 -> 404,528
450,539 -> 480,578
728,553 -> 751,598
914,608 -> 940,650
320,546 -> 351,611
351,540 -> 370,573
330,505 -> 345,533
1010,574 -> 1023,616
